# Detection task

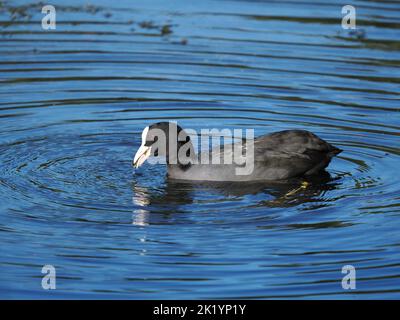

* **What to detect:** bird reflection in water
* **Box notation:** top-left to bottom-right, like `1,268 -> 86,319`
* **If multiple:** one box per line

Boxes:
132,185 -> 151,226
131,171 -> 341,226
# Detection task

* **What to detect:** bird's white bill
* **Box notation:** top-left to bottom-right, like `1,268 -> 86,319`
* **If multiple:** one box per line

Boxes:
133,145 -> 151,168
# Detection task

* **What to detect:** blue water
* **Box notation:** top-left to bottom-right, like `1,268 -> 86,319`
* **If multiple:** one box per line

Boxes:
0,0 -> 399,299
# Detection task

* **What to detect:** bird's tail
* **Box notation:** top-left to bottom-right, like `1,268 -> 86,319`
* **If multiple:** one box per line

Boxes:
328,145 -> 342,158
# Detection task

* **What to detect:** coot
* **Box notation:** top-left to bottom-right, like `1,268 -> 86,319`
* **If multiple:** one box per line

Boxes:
133,122 -> 341,182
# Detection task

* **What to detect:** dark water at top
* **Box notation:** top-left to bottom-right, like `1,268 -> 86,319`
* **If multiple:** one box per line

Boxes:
0,0 -> 399,299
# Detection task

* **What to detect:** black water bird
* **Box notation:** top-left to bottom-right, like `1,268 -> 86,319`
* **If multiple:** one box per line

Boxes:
133,122 -> 341,182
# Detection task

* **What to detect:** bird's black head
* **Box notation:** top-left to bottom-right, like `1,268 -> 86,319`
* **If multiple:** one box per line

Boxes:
133,122 -> 195,168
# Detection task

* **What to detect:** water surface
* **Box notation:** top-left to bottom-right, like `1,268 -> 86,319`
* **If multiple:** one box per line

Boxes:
0,0 -> 400,299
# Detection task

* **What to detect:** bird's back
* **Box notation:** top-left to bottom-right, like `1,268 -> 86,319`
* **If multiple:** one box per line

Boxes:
168,130 -> 341,182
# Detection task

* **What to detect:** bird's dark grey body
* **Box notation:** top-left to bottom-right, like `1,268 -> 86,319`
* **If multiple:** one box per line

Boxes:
167,129 -> 341,181
133,122 -> 342,182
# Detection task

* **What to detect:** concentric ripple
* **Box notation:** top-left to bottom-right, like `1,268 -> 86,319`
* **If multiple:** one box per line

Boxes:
0,0 -> 399,299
